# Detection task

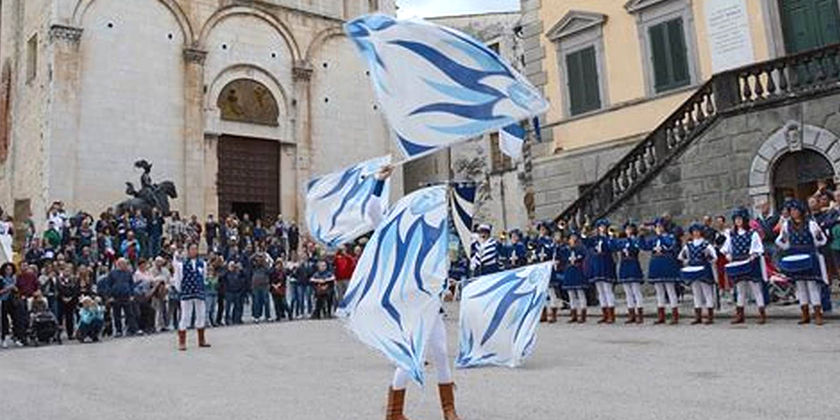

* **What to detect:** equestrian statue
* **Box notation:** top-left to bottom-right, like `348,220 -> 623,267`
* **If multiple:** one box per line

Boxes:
117,159 -> 178,217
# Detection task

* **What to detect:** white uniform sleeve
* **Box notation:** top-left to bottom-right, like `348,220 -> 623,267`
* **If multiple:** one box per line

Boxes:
366,191 -> 387,228
677,245 -> 689,264
706,244 -> 717,263
775,220 -> 790,250
750,231 -> 765,257
809,220 -> 828,247
172,260 -> 184,292
720,235 -> 733,261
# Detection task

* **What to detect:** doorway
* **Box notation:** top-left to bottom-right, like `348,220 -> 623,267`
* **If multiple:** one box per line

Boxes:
771,149 -> 835,209
217,135 -> 280,222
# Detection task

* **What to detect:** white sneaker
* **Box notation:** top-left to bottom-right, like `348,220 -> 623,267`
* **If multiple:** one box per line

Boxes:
14,340 -> 23,347
1,339 -> 8,348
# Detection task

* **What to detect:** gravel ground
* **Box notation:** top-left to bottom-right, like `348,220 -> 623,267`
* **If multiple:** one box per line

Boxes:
1,303 -> 838,420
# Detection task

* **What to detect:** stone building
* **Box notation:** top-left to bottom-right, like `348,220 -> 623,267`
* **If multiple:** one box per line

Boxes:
518,0 -> 840,224
403,10 -> 531,232
0,0 -> 399,227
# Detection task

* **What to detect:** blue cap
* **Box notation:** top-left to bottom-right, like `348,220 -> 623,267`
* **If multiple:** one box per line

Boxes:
731,206 -> 750,222
783,199 -> 806,213
595,218 -> 610,228
688,223 -> 704,234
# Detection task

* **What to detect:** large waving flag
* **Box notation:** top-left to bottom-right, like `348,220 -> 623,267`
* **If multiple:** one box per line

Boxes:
456,262 -> 552,369
338,186 -> 450,386
499,122 -> 525,160
450,183 -> 477,258
345,14 -> 549,159
305,155 -> 391,249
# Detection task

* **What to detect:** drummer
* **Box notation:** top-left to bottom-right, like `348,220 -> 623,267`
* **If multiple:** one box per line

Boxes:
641,219 -> 681,325
678,223 -> 718,325
775,199 -> 828,325
613,222 -> 645,324
720,207 -> 767,324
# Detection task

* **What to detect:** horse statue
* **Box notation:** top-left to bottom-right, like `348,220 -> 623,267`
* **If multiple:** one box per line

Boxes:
116,160 -> 178,216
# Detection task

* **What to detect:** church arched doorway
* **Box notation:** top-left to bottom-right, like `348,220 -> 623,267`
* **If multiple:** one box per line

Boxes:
216,79 -> 281,221
771,149 -> 835,209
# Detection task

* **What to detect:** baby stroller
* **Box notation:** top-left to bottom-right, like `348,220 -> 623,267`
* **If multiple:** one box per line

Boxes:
28,311 -> 62,346
766,258 -> 798,305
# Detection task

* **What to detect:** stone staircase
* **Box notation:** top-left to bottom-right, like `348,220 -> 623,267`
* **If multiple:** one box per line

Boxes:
557,43 -> 840,227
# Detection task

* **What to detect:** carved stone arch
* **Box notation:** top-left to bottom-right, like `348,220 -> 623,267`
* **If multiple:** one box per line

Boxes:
72,0 -> 195,44
205,64 -> 292,142
198,6 -> 301,63
304,26 -> 346,64
748,121 -> 840,208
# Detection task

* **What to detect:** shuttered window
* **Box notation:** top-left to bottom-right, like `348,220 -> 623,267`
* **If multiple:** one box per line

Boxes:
565,46 -> 601,116
649,17 -> 690,93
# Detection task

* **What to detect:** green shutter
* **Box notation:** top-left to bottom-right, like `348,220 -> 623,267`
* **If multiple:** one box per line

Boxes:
566,46 -> 601,116
649,23 -> 669,91
667,19 -> 690,87
650,18 -> 690,93
580,47 -> 601,112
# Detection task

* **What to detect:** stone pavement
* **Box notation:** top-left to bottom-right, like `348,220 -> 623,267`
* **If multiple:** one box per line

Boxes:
1,302 -> 838,420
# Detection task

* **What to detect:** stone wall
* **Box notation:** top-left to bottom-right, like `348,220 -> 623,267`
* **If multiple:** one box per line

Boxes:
606,92 -> 840,225
531,135 -> 641,221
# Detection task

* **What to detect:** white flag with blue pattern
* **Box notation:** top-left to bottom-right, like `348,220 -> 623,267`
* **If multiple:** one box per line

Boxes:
499,123 -> 525,160
305,155 -> 391,250
456,262 -> 552,369
345,14 -> 549,158
450,184 -> 476,258
338,186 -> 450,386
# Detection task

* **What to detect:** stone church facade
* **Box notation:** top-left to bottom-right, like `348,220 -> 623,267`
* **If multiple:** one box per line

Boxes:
0,0 -> 399,226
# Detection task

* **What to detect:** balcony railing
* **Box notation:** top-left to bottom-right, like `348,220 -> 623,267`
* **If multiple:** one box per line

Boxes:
557,42 -> 840,227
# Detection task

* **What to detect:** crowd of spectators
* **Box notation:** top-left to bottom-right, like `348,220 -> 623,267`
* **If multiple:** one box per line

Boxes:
0,201 -> 363,349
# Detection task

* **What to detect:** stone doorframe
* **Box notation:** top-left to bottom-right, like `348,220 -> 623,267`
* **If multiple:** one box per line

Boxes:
748,121 -> 840,208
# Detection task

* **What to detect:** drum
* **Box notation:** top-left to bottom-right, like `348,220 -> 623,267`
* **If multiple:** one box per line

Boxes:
725,259 -> 754,278
680,265 -> 707,282
779,254 -> 813,273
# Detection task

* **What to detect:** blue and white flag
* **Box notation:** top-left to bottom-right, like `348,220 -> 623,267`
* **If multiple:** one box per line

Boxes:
499,123 -> 525,160
338,186 -> 450,386
450,184 -> 477,258
345,14 -> 549,159
456,262 -> 552,369
305,155 -> 391,249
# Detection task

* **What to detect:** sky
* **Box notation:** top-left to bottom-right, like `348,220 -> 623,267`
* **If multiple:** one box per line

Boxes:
396,0 -> 520,18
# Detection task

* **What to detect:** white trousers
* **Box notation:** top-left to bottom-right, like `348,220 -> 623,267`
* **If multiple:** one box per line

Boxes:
546,286 -> 561,309
178,299 -> 206,331
795,280 -> 822,307
654,282 -> 678,309
594,281 -> 615,308
735,281 -> 765,308
568,289 -> 587,310
622,283 -> 644,309
691,282 -> 715,309
392,314 -> 452,390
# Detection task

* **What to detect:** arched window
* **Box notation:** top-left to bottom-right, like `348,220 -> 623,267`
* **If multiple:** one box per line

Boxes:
217,79 -> 279,126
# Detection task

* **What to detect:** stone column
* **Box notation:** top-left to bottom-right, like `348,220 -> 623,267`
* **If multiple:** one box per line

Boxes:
46,24 -> 83,210
182,47 -> 207,219
292,60 -> 313,224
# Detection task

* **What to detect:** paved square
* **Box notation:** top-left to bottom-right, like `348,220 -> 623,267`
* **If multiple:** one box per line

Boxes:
1,305 -> 838,420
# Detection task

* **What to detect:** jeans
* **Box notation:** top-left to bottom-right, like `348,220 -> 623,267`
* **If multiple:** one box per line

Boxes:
225,291 -> 244,324
205,293 -> 218,326
149,233 -> 162,258
291,282 -> 309,317
112,298 -> 138,335
251,287 -> 270,321
215,293 -> 225,326
152,297 -> 168,331
58,299 -> 78,339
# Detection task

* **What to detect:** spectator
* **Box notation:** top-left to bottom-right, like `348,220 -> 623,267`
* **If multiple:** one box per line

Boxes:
43,220 -> 61,250
133,259 -> 155,334
223,262 -> 246,325
121,230 -> 141,267
288,222 -> 300,254
150,256 -> 171,332
16,263 -> 40,299
148,207 -> 164,259
57,264 -> 80,339
204,257 -> 220,327
1,262 -> 22,347
76,296 -> 104,343
333,244 -> 356,306
250,253 -> 272,323
270,258 -> 289,321
310,260 -> 335,320
205,214 -> 218,252
106,258 -> 138,337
